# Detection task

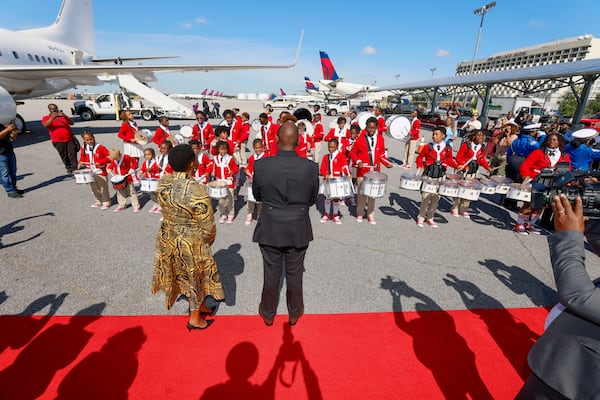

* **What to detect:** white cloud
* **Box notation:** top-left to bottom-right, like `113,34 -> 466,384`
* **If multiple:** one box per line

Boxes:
436,49 -> 450,57
181,16 -> 208,29
360,46 -> 377,55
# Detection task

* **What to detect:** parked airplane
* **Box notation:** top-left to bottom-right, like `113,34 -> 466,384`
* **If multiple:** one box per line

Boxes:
0,0 -> 301,130
304,76 -> 340,100
318,51 -> 395,100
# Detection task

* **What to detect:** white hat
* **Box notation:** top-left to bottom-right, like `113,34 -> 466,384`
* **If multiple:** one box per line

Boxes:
522,123 -> 541,131
572,128 -> 598,140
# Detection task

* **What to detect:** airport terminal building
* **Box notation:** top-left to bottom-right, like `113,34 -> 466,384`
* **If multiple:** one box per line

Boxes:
455,34 -> 600,110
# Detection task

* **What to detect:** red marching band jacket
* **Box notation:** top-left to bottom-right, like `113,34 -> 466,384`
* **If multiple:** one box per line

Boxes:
259,122 -> 279,157
117,121 -> 138,143
245,152 -> 266,179
349,132 -> 392,178
191,122 -> 214,151
79,143 -> 111,176
416,142 -> 458,170
455,142 -> 491,172
139,159 -> 160,179
108,154 -> 138,184
212,154 -> 239,189
320,151 -> 350,177
194,152 -> 213,184
152,126 -> 172,146
520,149 -> 571,180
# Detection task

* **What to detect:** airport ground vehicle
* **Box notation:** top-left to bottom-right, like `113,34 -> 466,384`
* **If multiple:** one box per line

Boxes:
476,96 -> 544,122
262,97 -> 297,110
324,100 -> 351,116
71,93 -> 157,121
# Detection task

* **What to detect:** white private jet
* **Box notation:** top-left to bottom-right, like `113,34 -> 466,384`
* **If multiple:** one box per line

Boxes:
318,51 -> 395,100
0,0 -> 301,130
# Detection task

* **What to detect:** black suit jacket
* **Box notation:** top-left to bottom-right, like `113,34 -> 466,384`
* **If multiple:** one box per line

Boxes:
527,231 -> 600,399
252,150 -> 319,248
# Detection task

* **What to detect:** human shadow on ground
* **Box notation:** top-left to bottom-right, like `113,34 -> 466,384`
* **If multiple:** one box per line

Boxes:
20,174 -> 75,193
0,212 -> 55,249
199,324 -> 322,400
0,292 -> 68,354
382,192 -> 420,221
54,326 -> 147,400
468,199 -> 516,230
380,276 -> 494,399
443,273 -> 539,380
213,243 -> 244,306
0,302 -> 106,399
479,259 -> 557,307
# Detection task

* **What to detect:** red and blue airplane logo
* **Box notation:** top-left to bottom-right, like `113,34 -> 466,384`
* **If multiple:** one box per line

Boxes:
320,51 -> 339,81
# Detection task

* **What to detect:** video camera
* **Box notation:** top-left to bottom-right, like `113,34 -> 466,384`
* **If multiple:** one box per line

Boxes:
530,163 -> 600,219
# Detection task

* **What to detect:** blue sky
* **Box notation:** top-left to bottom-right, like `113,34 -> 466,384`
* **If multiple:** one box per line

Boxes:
5,0 -> 600,95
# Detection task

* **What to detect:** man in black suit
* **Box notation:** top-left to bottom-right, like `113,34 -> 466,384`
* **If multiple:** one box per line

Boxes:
516,194 -> 600,399
252,121 -> 319,327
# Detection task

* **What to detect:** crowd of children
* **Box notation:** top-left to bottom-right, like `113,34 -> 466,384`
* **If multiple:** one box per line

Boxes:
74,106 -> 596,235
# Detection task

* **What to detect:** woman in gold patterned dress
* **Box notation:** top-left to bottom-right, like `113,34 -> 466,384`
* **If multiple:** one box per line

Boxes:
151,144 -> 224,331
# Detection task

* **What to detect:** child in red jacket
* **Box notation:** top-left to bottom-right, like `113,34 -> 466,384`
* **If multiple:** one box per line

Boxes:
320,139 -> 351,224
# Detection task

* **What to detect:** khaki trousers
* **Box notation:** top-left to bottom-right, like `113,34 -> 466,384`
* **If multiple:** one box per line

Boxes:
115,183 -> 140,208
402,139 -> 418,167
356,177 -> 376,219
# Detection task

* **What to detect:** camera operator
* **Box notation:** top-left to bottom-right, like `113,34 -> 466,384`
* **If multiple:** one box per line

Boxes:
517,194 -> 600,399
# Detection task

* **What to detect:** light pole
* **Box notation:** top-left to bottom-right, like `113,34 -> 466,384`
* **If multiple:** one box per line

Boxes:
430,67 -> 436,78
469,2 -> 496,75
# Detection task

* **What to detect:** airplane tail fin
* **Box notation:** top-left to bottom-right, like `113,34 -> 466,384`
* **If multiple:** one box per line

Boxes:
304,77 -> 317,91
19,0 -> 95,54
280,88 -> 287,96
320,51 -> 339,81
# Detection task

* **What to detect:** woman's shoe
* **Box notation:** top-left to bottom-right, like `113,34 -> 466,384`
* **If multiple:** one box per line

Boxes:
187,320 -> 214,331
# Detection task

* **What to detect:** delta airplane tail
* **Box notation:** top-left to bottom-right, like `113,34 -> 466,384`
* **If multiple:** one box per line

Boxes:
18,0 -> 95,54
320,51 -> 339,81
304,76 -> 318,91
280,88 -> 287,96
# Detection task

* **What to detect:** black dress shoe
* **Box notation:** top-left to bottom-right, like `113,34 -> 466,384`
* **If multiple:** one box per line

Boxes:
187,319 -> 214,331
16,189 -> 25,195
289,310 -> 304,326
258,307 -> 273,326
7,191 -> 23,198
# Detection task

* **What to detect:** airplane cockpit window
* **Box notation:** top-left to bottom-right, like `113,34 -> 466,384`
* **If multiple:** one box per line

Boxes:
35,55 -> 40,62
28,54 -> 33,61
12,51 -> 19,59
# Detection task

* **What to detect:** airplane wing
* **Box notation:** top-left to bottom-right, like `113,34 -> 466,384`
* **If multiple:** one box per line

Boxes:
90,56 -> 181,63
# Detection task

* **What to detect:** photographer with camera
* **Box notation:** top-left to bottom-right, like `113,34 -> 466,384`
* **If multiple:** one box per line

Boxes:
516,194 -> 600,399
42,103 -> 78,175
515,133 -> 570,235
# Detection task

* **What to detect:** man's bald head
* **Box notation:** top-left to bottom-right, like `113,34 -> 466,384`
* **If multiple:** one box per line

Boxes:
277,121 -> 299,151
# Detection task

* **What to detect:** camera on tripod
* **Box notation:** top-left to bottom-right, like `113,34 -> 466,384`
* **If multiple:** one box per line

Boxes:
530,163 -> 600,219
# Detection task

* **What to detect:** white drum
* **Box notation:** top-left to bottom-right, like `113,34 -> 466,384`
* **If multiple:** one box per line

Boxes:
421,178 -> 439,194
445,173 -> 462,182
506,183 -> 531,202
245,180 -> 256,202
356,112 -> 375,129
400,173 -> 421,191
140,178 -> 160,193
207,181 -> 229,199
491,175 -> 513,195
479,177 -> 498,195
325,176 -> 354,199
438,181 -> 459,197
180,125 -> 193,139
74,169 -> 94,184
251,119 -> 261,132
386,115 -> 411,141
458,180 -> 481,201
360,172 -> 387,198
110,175 -> 128,190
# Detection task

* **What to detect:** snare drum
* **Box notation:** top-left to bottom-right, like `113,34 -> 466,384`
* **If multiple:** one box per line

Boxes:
110,175 -> 128,190
506,183 -> 531,202
74,169 -> 94,184
360,172 -> 387,198
400,173 -> 422,191
325,176 -> 354,199
458,180 -> 481,201
438,180 -> 459,197
207,181 -> 229,199
479,177 -> 498,195
140,178 -> 160,193
445,173 -> 462,182
421,178 -> 439,194
490,175 -> 513,194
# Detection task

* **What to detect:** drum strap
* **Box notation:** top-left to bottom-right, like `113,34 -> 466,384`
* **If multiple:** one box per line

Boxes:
115,155 -> 124,176
197,122 -> 206,147
261,126 -> 269,152
366,135 -> 376,166
86,144 -> 98,168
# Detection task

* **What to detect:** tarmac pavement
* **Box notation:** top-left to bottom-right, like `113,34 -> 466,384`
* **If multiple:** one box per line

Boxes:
2,99 -> 599,318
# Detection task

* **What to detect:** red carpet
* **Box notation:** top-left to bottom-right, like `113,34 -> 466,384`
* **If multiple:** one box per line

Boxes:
0,308 -> 547,399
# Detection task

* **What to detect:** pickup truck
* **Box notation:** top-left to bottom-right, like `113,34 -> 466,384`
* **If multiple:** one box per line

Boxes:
71,93 -> 162,121
324,100 -> 351,116
262,97 -> 297,110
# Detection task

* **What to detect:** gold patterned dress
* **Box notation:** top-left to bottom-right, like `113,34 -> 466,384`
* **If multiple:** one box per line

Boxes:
152,172 -> 224,311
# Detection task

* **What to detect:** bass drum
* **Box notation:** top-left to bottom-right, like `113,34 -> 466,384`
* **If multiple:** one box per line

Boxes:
386,115 -> 411,140
251,119 -> 261,132
180,125 -> 193,139
356,112 -> 375,129
296,119 -> 314,136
